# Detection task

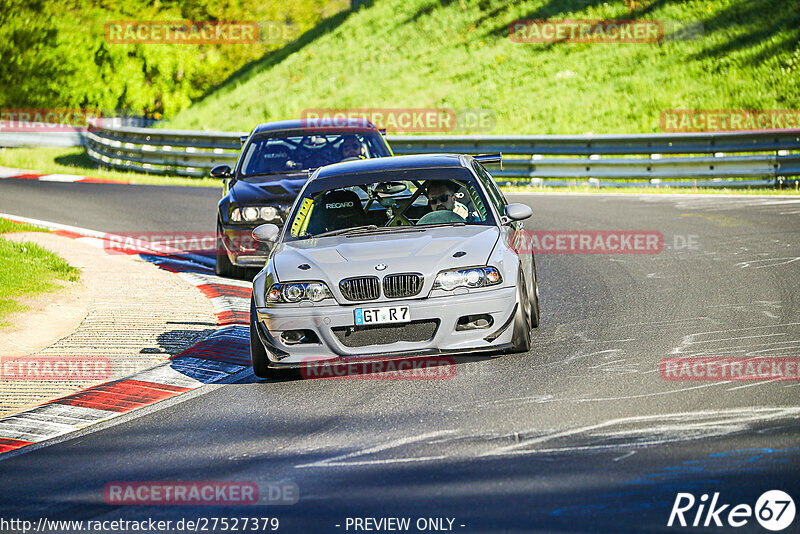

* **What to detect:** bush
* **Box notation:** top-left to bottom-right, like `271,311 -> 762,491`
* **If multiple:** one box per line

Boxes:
0,0 -> 347,119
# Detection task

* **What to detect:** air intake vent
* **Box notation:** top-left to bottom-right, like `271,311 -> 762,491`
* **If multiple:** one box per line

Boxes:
339,277 -> 380,301
383,273 -> 423,298
262,184 -> 291,195
332,320 -> 439,347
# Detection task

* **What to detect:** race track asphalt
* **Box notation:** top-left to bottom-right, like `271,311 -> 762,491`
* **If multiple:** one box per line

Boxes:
1,179 -> 799,533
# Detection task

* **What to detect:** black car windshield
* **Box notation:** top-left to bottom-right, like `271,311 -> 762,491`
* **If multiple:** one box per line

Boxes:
284,168 -> 496,241
238,131 -> 389,181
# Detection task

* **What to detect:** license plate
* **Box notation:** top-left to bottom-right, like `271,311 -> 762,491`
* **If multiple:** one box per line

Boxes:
354,306 -> 410,325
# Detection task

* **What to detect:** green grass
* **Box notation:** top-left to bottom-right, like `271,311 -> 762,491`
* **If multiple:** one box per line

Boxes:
164,0 -> 800,134
0,147 -> 221,187
0,218 -> 49,233
11,0 -> 798,189
0,220 -> 81,327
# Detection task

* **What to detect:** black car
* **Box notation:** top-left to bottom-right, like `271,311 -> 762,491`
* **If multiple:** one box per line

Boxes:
211,118 -> 393,277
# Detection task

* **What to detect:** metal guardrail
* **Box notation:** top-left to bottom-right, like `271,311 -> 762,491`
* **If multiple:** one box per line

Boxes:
491,154 -> 800,180
85,125 -> 247,176
0,131 -> 86,148
386,131 -> 800,155
12,122 -> 800,182
387,132 -> 800,182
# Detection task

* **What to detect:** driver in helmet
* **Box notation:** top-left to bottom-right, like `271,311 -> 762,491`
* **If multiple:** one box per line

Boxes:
340,135 -> 365,160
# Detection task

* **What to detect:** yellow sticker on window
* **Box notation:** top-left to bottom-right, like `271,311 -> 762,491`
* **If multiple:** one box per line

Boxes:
291,198 -> 314,237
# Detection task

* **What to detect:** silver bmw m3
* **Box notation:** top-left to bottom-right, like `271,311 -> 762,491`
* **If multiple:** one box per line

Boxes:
249,153 -> 539,378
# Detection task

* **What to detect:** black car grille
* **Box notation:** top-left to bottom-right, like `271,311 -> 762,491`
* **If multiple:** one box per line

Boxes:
332,320 -> 439,348
383,273 -> 423,298
339,277 -> 380,301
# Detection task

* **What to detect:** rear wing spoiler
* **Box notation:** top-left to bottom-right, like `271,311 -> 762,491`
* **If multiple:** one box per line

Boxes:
474,153 -> 503,170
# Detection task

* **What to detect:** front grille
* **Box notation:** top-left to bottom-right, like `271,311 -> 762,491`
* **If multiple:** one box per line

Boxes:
383,273 -> 423,298
332,320 -> 439,348
339,277 -> 380,301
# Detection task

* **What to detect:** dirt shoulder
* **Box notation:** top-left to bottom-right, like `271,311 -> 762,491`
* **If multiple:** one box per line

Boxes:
0,232 -> 217,417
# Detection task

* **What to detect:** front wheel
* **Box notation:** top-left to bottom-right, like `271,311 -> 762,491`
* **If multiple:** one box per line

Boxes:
250,314 -> 272,379
250,300 -> 298,380
530,258 -> 540,328
216,229 -> 247,279
510,270 -> 532,353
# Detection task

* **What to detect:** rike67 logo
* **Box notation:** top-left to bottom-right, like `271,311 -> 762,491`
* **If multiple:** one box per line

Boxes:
668,490 -> 795,531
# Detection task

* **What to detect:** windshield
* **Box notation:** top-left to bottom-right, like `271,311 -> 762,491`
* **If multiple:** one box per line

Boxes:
284,168 -> 496,241
238,132 -> 389,180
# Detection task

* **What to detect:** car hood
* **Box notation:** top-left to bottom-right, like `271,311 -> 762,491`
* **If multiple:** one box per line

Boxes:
230,173 -> 309,204
272,226 -> 500,284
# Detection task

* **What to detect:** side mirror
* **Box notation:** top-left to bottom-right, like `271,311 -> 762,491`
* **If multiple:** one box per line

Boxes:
210,165 -> 232,178
505,203 -> 533,221
252,223 -> 280,243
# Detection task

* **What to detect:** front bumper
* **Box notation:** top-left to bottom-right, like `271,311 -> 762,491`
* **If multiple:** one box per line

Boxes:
218,222 -> 277,267
254,287 -> 517,365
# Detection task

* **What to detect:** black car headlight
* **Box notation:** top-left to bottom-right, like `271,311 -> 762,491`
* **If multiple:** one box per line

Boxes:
230,206 -> 283,223
267,282 -> 333,303
432,266 -> 502,291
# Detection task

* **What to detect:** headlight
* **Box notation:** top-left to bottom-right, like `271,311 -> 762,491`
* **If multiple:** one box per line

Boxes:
230,206 -> 284,224
242,207 -> 260,222
304,283 -> 330,302
432,266 -> 502,291
267,282 -> 333,303
282,284 -> 305,303
260,206 -> 279,220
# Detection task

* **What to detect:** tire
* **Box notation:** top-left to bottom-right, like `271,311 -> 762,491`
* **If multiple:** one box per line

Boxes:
250,317 -> 272,379
216,231 -> 246,279
510,269 -> 533,353
250,300 -> 298,380
530,258 -> 540,329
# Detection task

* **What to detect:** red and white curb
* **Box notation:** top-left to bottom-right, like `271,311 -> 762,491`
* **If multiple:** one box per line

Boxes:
0,215 -> 253,456
0,168 -> 129,184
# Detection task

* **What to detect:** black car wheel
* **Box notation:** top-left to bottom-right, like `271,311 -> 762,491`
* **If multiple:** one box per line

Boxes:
530,257 -> 540,328
216,222 -> 247,279
511,269 -> 533,353
250,300 -> 298,380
